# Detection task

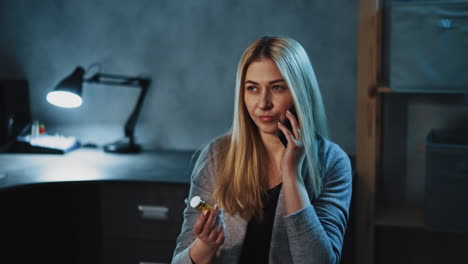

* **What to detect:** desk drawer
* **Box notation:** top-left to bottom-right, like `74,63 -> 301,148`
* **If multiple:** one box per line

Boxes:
101,182 -> 189,241
103,238 -> 175,264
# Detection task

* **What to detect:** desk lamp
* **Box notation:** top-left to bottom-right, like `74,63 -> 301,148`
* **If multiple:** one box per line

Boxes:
47,66 -> 151,153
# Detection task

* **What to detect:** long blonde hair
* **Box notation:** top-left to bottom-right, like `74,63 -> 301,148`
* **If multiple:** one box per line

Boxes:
208,36 -> 328,221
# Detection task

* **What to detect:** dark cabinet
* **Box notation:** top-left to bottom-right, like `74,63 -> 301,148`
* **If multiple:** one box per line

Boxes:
0,150 -> 195,263
103,239 -> 177,264
101,182 -> 190,264
0,182 -> 190,264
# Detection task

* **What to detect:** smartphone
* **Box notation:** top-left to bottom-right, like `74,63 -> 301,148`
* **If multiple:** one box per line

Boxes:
278,106 -> 297,147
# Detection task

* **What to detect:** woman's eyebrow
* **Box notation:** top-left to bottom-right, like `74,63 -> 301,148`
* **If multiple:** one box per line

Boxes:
245,80 -> 258,85
269,79 -> 285,84
245,79 -> 285,85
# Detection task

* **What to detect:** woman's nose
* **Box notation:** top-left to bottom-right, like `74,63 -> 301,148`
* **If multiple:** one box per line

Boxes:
258,91 -> 272,109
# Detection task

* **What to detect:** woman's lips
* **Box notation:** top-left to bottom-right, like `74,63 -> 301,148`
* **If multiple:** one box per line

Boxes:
258,115 -> 276,122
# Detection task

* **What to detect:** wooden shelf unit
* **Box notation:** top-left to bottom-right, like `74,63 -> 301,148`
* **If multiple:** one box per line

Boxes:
355,0 -> 382,263
355,1 -> 468,264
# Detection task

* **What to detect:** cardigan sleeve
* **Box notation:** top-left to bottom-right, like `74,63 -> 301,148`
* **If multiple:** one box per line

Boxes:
284,142 -> 352,264
171,143 -> 217,264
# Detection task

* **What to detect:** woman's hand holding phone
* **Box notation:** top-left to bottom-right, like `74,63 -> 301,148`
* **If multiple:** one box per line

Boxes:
278,109 -> 311,216
277,109 -> 305,177
189,204 -> 225,263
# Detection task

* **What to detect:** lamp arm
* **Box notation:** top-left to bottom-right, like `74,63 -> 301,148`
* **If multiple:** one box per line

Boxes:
124,81 -> 149,145
85,73 -> 151,147
87,73 -> 148,87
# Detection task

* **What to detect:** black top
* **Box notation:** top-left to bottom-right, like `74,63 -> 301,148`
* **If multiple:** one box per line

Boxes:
238,183 -> 283,264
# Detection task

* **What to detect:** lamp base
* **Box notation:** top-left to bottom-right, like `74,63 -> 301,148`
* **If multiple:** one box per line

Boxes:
103,138 -> 141,153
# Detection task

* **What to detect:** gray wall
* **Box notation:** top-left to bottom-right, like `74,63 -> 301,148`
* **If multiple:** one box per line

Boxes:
0,0 -> 358,153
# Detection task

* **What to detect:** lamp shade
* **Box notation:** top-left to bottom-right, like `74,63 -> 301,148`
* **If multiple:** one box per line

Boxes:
47,67 -> 85,108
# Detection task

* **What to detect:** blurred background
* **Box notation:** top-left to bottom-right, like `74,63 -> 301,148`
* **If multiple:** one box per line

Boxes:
0,0 -> 357,153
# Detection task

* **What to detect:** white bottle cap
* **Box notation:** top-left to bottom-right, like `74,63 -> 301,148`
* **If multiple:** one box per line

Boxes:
190,196 -> 202,208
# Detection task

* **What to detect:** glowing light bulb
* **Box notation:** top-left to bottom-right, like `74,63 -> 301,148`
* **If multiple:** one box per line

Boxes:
47,91 -> 82,108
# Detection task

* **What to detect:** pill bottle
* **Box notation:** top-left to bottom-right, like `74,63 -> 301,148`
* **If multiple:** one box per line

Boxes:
190,196 -> 212,213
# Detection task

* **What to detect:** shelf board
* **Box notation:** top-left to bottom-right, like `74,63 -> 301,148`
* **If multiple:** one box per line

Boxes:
376,85 -> 468,95
377,86 -> 392,94
376,206 -> 424,228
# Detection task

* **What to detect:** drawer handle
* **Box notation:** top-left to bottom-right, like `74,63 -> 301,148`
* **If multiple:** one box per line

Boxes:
137,205 -> 169,220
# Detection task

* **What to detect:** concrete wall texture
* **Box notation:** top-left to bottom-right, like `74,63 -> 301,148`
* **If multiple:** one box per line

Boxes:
0,0 -> 358,153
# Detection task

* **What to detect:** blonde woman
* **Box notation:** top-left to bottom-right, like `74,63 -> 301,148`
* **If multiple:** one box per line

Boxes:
172,36 -> 352,264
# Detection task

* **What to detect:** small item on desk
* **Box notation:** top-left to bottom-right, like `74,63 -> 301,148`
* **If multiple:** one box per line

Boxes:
190,196 -> 212,213
14,134 -> 81,154
39,124 -> 46,135
31,120 -> 40,137
30,120 -> 46,137
11,120 -> 81,154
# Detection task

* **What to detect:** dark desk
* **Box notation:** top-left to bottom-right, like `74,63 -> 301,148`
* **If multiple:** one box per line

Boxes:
0,149 -> 196,264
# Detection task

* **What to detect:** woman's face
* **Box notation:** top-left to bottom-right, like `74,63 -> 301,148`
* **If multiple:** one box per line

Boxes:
243,58 -> 294,136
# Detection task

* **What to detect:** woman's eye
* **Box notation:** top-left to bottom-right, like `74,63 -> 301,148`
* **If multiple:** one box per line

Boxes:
272,85 -> 285,90
246,86 -> 257,91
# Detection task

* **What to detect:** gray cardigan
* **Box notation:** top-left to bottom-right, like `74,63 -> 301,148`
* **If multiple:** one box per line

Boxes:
171,137 -> 352,264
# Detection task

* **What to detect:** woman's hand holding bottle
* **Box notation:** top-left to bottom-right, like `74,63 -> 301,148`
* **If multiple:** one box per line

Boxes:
189,201 -> 225,264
